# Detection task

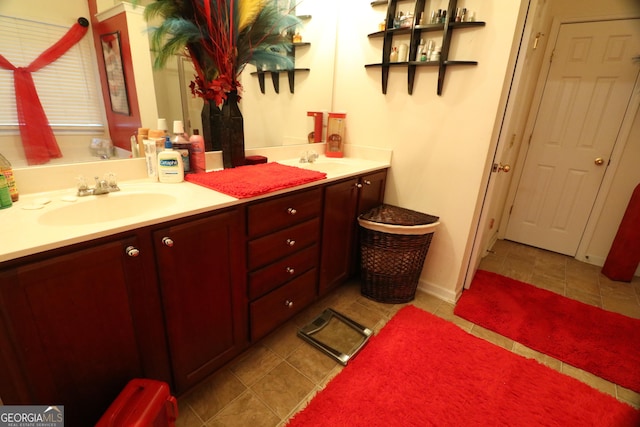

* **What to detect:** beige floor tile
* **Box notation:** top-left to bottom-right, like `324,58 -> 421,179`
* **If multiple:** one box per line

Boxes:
469,324 -> 515,351
286,342 -> 339,384
436,302 -> 474,332
533,251 -> 567,281
566,274 -> 600,297
478,254 -> 504,273
512,342 -> 562,372
176,404 -> 206,427
529,272 -> 566,295
501,258 -> 534,283
561,364 -> 617,397
410,289 -> 444,314
599,275 -> 638,297
184,369 -> 247,422
601,295 -> 640,319
207,390 -> 280,427
565,287 -> 602,308
261,322 -> 305,359
229,344 -> 283,386
334,300 -> 386,334
617,386 -> 640,409
251,361 -> 316,419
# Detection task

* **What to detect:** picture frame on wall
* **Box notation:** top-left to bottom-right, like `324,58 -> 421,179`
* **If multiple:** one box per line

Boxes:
100,31 -> 130,115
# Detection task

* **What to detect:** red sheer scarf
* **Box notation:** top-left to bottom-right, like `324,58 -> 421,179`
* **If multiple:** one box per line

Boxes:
0,18 -> 89,165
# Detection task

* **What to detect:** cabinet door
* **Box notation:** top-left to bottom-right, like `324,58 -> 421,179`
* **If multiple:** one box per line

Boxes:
358,170 -> 387,216
0,235 -> 158,426
154,209 -> 247,394
319,177 -> 360,295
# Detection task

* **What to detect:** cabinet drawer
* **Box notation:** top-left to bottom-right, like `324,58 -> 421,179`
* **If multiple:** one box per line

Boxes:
248,244 -> 318,300
250,269 -> 317,341
248,217 -> 320,270
248,188 -> 322,237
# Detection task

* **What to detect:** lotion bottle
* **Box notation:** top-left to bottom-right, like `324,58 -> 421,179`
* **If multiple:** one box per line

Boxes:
189,129 -> 206,173
157,136 -> 184,183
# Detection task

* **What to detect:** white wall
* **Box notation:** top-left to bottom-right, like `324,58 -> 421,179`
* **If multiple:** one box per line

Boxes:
334,1 -> 526,301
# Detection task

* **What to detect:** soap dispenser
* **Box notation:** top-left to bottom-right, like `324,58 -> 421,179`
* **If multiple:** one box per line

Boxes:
157,136 -> 184,183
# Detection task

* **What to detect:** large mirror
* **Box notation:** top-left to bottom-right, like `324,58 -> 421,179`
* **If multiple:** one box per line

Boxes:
0,0 -> 337,168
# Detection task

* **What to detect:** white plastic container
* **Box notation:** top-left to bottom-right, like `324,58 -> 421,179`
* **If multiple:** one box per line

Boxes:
157,136 -> 184,183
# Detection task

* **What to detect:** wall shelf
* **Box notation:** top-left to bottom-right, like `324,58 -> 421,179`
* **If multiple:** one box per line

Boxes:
250,20 -> 311,94
366,0 -> 485,95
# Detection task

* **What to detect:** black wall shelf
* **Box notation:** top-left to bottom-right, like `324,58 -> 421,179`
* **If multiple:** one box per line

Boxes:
250,16 -> 312,94
366,0 -> 485,95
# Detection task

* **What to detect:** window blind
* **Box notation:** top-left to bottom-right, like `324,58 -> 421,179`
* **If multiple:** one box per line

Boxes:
0,15 -> 104,130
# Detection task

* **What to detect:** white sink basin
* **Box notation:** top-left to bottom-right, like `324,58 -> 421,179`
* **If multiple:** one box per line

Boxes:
38,192 -> 178,226
279,157 -> 357,174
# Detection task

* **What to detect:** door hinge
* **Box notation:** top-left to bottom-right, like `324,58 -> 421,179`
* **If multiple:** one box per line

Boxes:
550,49 -> 554,63
509,205 -> 514,215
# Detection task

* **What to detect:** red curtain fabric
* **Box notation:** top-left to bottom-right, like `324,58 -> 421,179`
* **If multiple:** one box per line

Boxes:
0,18 -> 89,165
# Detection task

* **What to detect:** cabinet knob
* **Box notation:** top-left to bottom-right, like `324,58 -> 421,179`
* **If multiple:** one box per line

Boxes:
355,183 -> 363,189
125,246 -> 140,257
286,267 -> 295,275
363,179 -> 372,186
162,237 -> 174,247
284,299 -> 294,308
286,239 -> 296,247
287,207 -> 297,215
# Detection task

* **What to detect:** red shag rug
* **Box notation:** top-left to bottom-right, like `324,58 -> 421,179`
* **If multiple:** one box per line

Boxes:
454,270 -> 640,393
185,162 -> 326,198
286,305 -> 639,427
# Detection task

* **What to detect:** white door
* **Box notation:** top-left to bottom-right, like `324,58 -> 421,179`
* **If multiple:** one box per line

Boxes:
505,19 -> 640,256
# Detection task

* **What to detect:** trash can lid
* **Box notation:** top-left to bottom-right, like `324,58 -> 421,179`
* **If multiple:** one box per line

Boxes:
359,204 -> 439,226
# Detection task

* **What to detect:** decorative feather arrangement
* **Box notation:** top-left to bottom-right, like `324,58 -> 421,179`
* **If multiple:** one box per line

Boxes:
144,0 -> 300,106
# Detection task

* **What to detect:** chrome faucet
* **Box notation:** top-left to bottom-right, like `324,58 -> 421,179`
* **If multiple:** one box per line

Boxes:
76,173 -> 120,197
299,151 -> 319,163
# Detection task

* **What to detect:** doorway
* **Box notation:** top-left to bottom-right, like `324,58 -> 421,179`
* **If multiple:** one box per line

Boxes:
463,3 -> 640,291
504,18 -> 640,256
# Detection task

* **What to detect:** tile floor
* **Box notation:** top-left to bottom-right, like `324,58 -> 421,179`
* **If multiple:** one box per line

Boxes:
176,239 -> 640,426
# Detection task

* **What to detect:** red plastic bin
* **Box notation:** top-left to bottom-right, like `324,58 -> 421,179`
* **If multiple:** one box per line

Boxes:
96,379 -> 178,427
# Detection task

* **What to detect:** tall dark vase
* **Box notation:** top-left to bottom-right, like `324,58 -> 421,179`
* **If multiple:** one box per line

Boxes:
200,91 -> 245,168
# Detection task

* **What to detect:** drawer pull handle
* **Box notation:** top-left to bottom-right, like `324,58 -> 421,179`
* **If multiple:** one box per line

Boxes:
286,267 -> 295,275
286,239 -> 296,247
162,237 -> 174,247
285,300 -> 294,308
287,207 -> 297,215
125,246 -> 140,257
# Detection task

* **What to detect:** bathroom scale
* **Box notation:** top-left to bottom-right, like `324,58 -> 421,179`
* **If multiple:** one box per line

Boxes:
297,308 -> 373,365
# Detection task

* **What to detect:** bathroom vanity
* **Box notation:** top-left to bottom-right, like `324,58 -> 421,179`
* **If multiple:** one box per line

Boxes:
0,156 -> 388,425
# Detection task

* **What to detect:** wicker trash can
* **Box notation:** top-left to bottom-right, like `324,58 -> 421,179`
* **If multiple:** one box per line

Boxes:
358,204 -> 440,303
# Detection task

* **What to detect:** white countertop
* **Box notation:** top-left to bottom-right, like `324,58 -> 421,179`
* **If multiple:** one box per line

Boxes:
1,155 -> 390,263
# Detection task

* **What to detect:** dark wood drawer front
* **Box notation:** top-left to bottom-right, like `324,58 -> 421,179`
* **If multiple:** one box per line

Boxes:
248,244 -> 318,300
250,269 -> 317,341
248,218 -> 320,270
247,188 -> 322,237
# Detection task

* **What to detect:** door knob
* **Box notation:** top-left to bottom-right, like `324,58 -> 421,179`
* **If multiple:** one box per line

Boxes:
492,163 -> 511,173
595,157 -> 605,166
125,246 -> 140,257
162,237 -> 174,247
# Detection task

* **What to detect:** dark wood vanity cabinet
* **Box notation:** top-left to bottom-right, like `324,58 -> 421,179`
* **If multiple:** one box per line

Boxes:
153,208 -> 248,394
0,167 -> 387,423
319,170 -> 387,295
246,188 -> 322,341
0,234 -> 171,426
